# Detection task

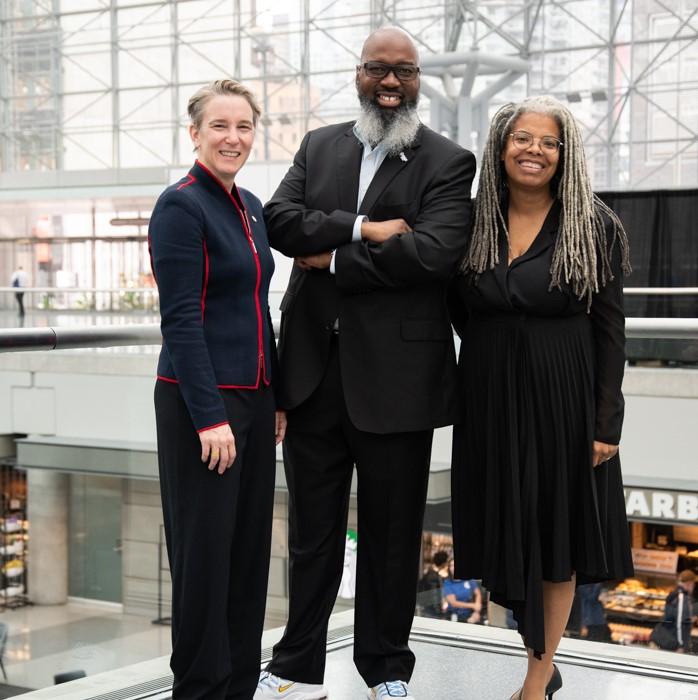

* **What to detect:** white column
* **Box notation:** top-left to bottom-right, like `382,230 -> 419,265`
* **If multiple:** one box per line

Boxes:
27,469 -> 69,604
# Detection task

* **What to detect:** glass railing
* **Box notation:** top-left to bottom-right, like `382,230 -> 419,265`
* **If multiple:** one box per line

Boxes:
0,287 -> 160,314
0,288 -> 287,320
0,315 -> 696,694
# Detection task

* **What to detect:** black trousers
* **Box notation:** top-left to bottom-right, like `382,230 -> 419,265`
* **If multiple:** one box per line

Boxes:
15,292 -> 24,316
267,339 -> 433,686
155,380 -> 276,700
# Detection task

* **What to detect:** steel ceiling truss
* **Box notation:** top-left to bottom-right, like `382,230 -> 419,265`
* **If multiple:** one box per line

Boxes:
0,0 -> 695,187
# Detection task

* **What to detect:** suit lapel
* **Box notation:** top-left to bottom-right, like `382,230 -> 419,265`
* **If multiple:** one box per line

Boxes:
335,127 -> 362,213
359,126 -> 425,214
358,152 -> 411,216
357,124 -> 424,216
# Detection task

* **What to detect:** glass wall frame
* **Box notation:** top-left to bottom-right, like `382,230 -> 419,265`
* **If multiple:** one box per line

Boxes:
0,0 -> 694,189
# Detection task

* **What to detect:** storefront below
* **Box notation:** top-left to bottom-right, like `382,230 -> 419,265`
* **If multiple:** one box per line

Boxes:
419,484 -> 698,654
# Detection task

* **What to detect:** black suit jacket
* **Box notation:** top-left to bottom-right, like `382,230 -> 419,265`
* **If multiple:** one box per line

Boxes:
265,121 -> 476,434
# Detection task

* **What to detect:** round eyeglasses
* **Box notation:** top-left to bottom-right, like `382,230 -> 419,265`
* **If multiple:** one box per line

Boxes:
509,130 -> 563,153
361,61 -> 420,82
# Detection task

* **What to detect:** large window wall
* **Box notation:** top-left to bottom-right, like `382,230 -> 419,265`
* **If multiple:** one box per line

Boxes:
0,0 -> 695,189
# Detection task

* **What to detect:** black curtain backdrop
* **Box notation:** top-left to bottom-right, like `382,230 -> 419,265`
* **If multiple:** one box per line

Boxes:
598,188 -> 698,364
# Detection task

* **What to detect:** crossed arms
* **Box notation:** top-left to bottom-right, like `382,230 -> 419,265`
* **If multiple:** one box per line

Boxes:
265,131 -> 476,292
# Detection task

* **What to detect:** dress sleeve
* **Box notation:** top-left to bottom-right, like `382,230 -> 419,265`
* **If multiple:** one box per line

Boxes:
589,224 -> 626,445
149,193 -> 227,432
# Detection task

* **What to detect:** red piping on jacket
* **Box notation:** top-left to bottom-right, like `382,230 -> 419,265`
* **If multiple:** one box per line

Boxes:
197,421 -> 228,434
176,173 -> 196,190
157,375 -> 178,384
194,159 -> 266,386
157,375 -> 262,390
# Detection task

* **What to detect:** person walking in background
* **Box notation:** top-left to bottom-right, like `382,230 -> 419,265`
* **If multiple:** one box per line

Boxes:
651,569 -> 696,653
664,570 -> 696,654
10,266 -> 28,317
256,25 -> 475,700
149,79 -> 285,700
577,583 -> 612,643
417,550 -> 449,619
449,95 -> 634,700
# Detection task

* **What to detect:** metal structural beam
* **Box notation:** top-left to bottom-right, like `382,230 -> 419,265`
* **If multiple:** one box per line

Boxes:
0,1 -> 694,189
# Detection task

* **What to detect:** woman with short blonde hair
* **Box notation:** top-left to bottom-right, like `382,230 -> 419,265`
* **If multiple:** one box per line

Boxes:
150,79 -> 285,699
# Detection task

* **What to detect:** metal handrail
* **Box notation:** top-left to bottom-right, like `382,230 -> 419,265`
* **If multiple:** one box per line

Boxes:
626,318 -> 698,339
1,286 -> 697,295
624,287 -> 698,295
0,286 -> 157,294
0,324 -> 161,352
0,318 -> 697,353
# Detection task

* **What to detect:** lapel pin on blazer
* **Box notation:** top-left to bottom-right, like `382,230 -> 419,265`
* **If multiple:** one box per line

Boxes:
251,214 -> 258,222
399,152 -> 408,162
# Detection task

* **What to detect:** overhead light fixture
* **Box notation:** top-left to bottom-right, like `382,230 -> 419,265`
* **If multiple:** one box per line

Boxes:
591,89 -> 608,102
566,91 -> 582,103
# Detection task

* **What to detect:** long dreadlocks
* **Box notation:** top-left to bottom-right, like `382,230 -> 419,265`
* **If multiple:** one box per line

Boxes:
462,95 -> 631,309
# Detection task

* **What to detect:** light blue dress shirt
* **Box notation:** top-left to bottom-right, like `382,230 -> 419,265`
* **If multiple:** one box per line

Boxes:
329,126 -> 389,274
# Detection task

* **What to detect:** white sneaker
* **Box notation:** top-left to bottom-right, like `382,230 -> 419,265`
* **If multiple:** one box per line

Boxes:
367,681 -> 414,700
254,671 -> 329,699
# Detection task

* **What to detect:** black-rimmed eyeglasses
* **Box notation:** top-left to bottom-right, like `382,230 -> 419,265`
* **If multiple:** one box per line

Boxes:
360,61 -> 421,82
509,130 -> 563,153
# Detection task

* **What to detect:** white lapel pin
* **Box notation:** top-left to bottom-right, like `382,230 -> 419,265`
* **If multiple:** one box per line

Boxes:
251,215 -> 257,222
399,152 -> 408,162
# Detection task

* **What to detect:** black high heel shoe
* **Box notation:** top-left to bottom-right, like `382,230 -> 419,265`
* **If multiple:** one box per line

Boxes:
509,664 -> 562,700
545,664 -> 563,699
508,665 -> 562,700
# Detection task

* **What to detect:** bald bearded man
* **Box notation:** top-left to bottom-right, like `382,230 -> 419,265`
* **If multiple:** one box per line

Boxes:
255,27 -> 475,700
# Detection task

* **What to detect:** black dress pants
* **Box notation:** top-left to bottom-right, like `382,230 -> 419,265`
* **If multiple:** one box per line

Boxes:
155,380 -> 276,700
267,339 -> 433,687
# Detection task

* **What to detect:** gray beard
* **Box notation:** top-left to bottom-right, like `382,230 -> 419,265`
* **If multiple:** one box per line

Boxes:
354,96 -> 421,157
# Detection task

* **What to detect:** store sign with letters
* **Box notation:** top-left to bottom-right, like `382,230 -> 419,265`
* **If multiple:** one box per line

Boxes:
625,488 -> 698,524
631,548 -> 679,574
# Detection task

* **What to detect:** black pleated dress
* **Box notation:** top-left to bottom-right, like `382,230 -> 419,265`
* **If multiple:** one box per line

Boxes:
450,202 -> 634,657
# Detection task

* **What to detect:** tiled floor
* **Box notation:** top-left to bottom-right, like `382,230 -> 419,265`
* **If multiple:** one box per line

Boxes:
1,602 -> 171,691
0,601 -> 287,693
8,611 -> 698,700
322,639 -> 698,700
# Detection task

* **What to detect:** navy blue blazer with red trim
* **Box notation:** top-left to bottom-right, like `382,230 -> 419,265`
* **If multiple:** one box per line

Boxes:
149,160 -> 276,432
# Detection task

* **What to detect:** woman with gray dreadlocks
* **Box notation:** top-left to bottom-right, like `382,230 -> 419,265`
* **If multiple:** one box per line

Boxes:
449,96 -> 634,700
